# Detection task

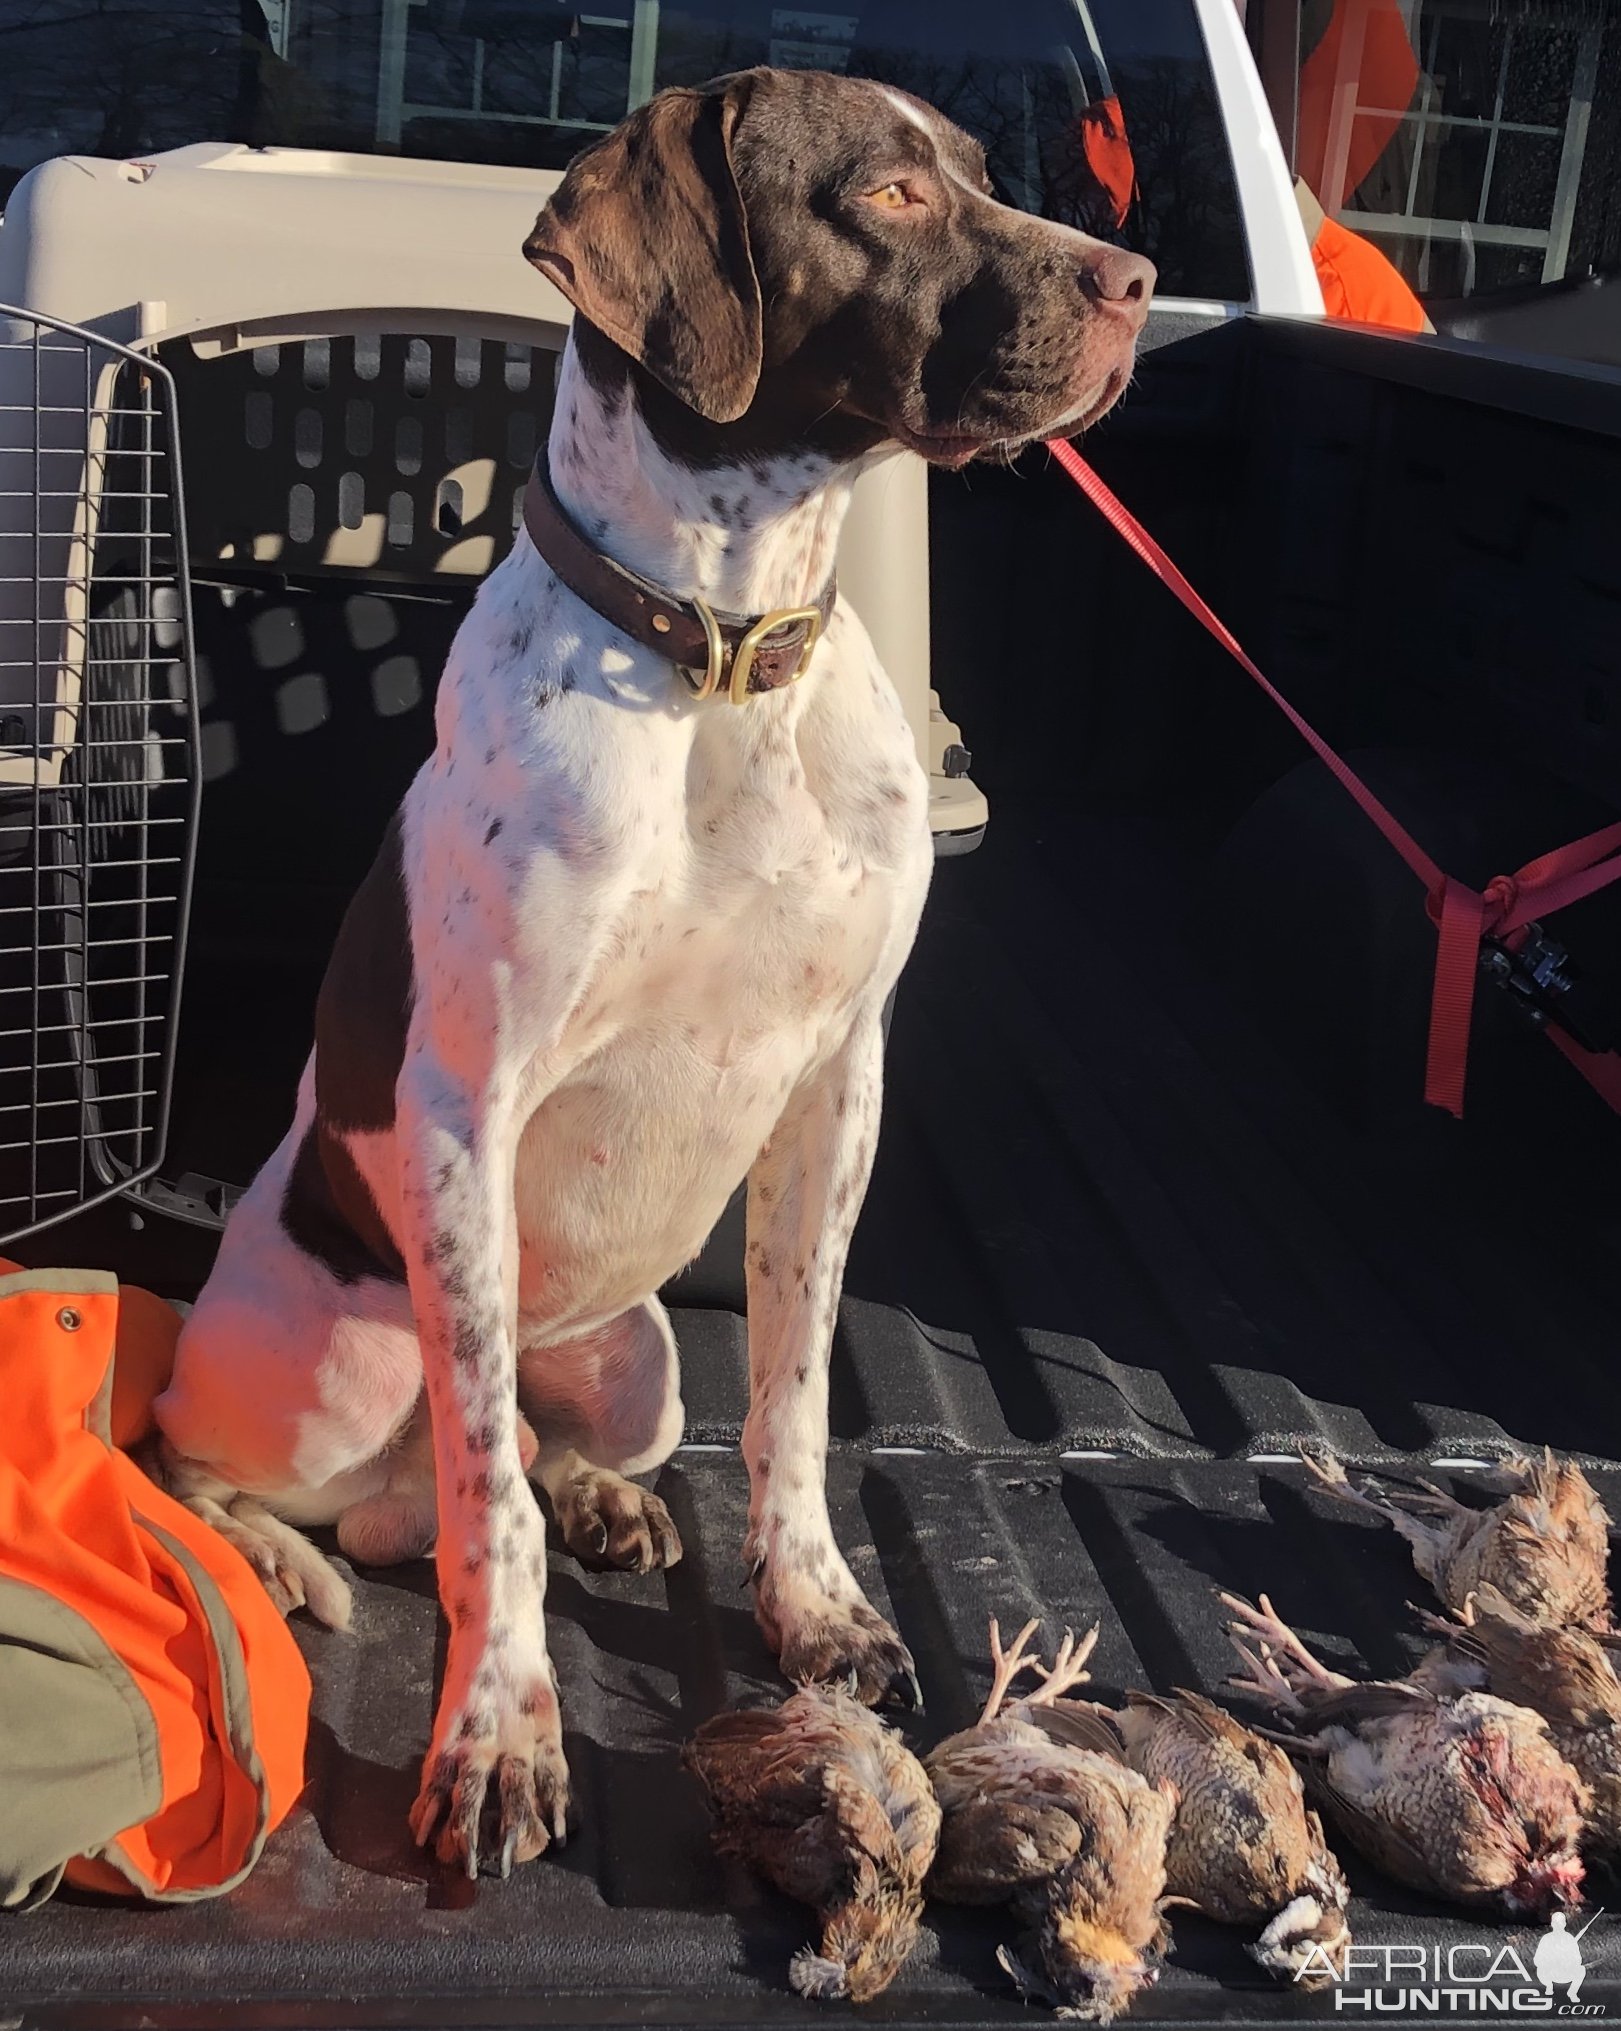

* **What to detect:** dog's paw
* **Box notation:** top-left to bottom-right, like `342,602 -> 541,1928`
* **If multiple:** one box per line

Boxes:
759,1574 -> 920,1711
218,1495 -> 354,1630
410,1679 -> 570,1878
554,1469 -> 682,1573
779,1601 -> 922,1711
233,1534 -> 308,1619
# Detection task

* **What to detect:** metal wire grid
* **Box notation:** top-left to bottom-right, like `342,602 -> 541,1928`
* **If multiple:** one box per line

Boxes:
0,305 -> 200,1244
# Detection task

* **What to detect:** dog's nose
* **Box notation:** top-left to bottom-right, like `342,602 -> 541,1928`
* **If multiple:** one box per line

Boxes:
1080,248 -> 1156,330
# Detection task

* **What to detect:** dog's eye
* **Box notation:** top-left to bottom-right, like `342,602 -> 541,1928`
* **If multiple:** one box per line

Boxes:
865,181 -> 918,211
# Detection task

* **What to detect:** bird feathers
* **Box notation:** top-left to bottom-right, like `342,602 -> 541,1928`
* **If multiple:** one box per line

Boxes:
685,1683 -> 940,2003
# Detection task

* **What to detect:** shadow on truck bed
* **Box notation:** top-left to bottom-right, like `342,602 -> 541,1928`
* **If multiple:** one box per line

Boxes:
5,316 -> 1621,2027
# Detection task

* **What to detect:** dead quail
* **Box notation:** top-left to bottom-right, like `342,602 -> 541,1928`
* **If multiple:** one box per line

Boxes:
926,1620 -> 1176,2022
1111,1689 -> 1351,1987
1303,1449 -> 1613,1632
684,1683 -> 940,2002
1223,1589 -> 1588,1917
1426,1584 -> 1621,1864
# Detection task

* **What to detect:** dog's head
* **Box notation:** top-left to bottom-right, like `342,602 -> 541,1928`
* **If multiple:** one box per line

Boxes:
523,66 -> 1154,468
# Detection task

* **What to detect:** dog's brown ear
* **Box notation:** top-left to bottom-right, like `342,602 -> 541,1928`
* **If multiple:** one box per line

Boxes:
523,80 -> 761,425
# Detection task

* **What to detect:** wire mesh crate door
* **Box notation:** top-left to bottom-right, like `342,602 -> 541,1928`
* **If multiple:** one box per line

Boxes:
0,306 -> 201,1246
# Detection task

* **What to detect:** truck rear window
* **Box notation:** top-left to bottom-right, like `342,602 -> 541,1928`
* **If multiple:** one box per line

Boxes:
0,0 -> 1249,303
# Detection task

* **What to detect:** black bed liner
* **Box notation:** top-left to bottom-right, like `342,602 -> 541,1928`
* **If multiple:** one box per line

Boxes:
9,797 -> 1621,2030
12,1451 -> 1621,2030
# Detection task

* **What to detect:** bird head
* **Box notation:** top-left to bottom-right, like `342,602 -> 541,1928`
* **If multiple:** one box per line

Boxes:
789,1887 -> 925,2005
1506,1849 -> 1586,1919
1001,1877 -> 1161,2022
1248,1881 -> 1353,1989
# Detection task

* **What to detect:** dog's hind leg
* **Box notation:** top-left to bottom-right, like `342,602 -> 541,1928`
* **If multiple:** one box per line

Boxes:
152,1131 -> 428,1629
152,1442 -> 356,1630
335,1399 -> 440,1569
519,1298 -> 685,1574
335,1398 -> 543,1569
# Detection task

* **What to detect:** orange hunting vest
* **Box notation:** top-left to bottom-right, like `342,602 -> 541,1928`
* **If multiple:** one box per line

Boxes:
0,1264 -> 310,1908
1296,178 -> 1430,334
1311,213 -> 1428,332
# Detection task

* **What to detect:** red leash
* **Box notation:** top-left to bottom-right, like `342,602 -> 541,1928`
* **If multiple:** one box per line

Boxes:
1045,436 -> 1621,1119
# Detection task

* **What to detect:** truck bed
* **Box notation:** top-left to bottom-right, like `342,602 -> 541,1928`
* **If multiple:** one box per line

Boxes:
9,792 -> 1621,2028
7,319 -> 1621,2026
24,1453 -> 1621,2031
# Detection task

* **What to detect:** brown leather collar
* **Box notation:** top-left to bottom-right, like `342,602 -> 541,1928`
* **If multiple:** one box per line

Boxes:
521,457 -> 835,704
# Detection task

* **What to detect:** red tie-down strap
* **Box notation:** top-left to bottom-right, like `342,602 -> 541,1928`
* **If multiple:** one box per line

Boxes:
1045,435 -> 1621,1119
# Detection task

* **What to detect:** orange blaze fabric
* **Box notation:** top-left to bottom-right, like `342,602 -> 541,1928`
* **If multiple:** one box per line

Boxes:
1312,212 -> 1428,331
1077,95 -> 1138,229
0,1267 -> 309,1899
108,1279 -> 190,1450
1298,0 -> 1421,204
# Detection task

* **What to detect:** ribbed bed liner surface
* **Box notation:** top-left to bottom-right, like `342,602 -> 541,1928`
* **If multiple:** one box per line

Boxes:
7,803 -> 1620,2027
12,1455 -> 1621,2027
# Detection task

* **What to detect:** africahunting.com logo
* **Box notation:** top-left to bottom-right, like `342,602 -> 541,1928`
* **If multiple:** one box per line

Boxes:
1298,1913 -> 1606,2014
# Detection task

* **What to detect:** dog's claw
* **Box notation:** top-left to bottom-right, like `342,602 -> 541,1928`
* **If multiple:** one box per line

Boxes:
772,1596 -> 919,1709
413,1724 -> 569,1877
653,1511 -> 682,1569
408,1787 -> 444,1851
556,1473 -> 682,1573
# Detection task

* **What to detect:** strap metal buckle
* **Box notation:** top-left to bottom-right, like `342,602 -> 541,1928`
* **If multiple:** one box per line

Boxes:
729,606 -> 822,704
682,600 -> 823,705
683,599 -> 728,702
1480,924 -> 1614,1053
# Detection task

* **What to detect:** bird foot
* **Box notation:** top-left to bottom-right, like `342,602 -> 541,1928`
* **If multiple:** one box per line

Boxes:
1299,1450 -> 1455,1524
1413,1595 -> 1470,1636
1299,1449 -> 1389,1517
1219,1590 -> 1349,1704
981,1616 -> 1044,1724
1026,1624 -> 1100,1707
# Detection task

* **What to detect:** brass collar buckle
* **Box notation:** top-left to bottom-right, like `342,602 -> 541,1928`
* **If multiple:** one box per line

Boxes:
684,600 -> 824,705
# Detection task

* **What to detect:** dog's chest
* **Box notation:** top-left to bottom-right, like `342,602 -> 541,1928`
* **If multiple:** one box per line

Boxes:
619,772 -> 893,1049
510,696 -> 927,1319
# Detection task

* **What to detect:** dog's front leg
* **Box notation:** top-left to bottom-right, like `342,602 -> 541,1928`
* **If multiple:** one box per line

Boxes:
396,1046 -> 565,1876
743,1007 -> 919,1708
